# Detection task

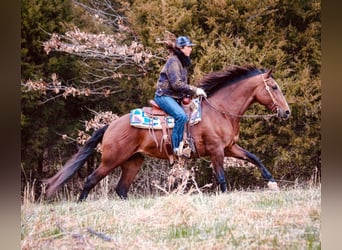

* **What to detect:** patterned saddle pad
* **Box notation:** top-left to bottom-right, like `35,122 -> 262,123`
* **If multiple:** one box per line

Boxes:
130,98 -> 202,129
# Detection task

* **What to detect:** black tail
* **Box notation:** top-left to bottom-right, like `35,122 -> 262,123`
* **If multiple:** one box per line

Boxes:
44,125 -> 109,198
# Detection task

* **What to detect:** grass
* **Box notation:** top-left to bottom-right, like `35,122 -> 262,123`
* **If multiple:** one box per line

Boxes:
21,185 -> 320,249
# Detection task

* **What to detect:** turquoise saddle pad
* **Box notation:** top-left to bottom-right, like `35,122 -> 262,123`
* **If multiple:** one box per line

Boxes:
130,98 -> 202,129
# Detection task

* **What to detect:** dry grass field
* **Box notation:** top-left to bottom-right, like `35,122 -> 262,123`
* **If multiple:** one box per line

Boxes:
21,185 -> 320,249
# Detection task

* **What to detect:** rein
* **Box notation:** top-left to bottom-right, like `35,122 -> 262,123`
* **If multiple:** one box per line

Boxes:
203,97 -> 277,119
202,74 -> 278,120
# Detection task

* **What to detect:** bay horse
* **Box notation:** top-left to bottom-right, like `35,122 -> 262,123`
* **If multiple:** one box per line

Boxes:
44,65 -> 290,201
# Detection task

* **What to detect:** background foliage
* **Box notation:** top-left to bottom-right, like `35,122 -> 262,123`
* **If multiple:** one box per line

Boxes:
21,0 -> 320,199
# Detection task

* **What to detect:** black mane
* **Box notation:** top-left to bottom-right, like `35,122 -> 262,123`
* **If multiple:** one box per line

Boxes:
197,65 -> 266,96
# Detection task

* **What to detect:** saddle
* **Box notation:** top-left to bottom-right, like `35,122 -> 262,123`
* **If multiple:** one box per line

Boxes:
142,99 -> 195,164
142,100 -> 167,116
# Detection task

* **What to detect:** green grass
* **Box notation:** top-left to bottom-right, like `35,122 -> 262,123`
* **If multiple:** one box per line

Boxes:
21,186 -> 320,249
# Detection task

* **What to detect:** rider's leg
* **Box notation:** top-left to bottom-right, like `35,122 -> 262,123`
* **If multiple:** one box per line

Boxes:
155,95 -> 188,154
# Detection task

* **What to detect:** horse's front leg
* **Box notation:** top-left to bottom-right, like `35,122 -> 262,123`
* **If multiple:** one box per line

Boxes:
226,144 -> 278,190
210,150 -> 227,192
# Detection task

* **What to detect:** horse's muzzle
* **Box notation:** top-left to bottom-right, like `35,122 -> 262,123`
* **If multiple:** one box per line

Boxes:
277,108 -> 291,120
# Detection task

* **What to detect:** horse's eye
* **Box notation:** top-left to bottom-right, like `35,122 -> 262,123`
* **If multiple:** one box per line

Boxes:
271,85 -> 278,90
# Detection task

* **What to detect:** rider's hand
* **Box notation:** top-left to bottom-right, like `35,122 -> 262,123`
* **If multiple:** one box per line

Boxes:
196,87 -> 207,97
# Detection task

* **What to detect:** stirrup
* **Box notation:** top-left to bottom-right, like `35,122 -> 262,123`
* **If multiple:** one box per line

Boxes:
175,141 -> 191,158
182,146 -> 191,158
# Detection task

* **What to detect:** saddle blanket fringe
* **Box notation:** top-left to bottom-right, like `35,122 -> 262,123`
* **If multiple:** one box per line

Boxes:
130,98 -> 202,129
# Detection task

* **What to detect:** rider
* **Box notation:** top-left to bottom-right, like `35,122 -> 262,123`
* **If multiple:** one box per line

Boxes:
154,36 -> 207,156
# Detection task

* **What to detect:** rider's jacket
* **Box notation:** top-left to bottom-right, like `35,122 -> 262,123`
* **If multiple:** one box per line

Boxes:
155,55 -> 196,99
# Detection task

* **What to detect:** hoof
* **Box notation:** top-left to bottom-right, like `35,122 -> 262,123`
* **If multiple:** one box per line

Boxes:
267,181 -> 279,191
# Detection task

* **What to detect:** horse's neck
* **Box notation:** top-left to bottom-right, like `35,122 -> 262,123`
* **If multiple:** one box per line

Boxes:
209,79 -> 256,116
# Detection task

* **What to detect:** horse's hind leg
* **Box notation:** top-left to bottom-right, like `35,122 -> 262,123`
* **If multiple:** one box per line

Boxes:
226,144 -> 278,189
78,162 -> 114,202
115,154 -> 144,199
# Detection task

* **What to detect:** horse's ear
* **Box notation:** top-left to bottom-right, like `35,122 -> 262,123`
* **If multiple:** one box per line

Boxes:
265,68 -> 273,78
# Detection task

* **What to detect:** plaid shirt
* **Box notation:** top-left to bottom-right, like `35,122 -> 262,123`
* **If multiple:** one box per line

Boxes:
155,55 -> 196,99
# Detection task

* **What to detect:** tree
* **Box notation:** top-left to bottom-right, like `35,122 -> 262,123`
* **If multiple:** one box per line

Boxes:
21,0 -> 321,199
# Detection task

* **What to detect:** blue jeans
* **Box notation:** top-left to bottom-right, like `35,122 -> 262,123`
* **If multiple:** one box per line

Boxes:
155,95 -> 188,150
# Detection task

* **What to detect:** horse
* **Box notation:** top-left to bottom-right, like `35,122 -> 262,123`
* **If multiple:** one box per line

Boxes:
44,65 -> 291,201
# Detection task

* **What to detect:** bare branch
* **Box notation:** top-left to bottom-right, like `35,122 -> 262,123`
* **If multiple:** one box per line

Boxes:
24,1 -> 170,102
21,73 -> 123,104
42,26 -> 153,84
58,109 -> 120,152
40,0 -> 163,86
72,0 -> 130,33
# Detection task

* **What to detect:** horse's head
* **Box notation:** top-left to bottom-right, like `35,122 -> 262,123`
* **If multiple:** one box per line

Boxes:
255,69 -> 291,120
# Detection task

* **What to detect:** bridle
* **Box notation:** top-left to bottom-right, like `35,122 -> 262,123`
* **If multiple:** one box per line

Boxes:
263,75 -> 279,114
203,73 -> 279,119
